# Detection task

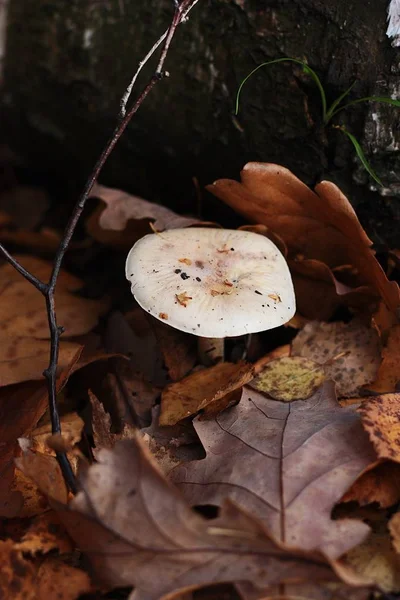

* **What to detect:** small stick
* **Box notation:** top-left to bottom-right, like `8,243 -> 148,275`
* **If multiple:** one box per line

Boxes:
0,0 -> 200,492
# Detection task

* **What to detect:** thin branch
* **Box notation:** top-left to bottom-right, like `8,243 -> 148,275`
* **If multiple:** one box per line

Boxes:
0,0 -> 201,492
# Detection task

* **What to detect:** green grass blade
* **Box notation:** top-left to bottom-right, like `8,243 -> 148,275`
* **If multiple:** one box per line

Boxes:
235,58 -> 327,121
336,126 -> 383,186
325,81 -> 356,123
330,95 -> 400,118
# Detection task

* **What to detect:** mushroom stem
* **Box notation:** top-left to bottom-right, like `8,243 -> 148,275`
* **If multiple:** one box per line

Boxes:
198,337 -> 225,366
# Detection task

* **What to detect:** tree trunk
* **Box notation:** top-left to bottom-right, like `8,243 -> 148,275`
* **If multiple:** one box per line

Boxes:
2,0 -> 400,246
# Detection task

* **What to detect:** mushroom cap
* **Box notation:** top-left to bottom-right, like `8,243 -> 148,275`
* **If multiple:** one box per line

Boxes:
125,228 -> 296,338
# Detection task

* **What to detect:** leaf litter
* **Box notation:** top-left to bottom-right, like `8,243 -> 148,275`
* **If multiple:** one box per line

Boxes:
2,162 -> 400,599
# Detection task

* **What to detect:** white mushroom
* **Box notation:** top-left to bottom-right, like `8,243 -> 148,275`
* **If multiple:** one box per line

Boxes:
125,228 -> 296,338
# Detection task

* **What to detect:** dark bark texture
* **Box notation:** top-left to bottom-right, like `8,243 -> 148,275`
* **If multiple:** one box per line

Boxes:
2,0 -> 400,246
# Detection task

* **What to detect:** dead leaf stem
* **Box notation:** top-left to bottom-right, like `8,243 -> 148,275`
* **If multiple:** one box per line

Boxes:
0,0 -> 200,494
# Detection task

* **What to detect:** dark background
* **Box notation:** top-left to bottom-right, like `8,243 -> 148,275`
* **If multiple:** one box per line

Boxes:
2,0 -> 400,246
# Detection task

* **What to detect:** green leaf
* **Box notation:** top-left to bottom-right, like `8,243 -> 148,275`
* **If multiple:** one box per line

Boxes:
235,58 -> 327,121
336,126 -> 383,186
325,81 -> 356,123
330,95 -> 400,118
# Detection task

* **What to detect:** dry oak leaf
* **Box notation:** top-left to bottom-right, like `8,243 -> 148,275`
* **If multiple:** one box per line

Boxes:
50,438 -> 368,600
359,393 -> 400,462
291,320 -> 381,398
172,381 -> 377,559
251,356 -> 326,401
160,361 -> 254,426
208,163 -> 400,313
365,324 -> 400,393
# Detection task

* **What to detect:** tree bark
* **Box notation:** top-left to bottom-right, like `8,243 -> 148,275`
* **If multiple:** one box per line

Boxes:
2,0 -> 400,246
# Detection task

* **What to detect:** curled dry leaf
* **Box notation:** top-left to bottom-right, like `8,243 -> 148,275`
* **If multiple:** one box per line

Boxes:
290,258 -> 377,321
172,381 -> 376,558
251,356 -> 326,401
291,320 -> 381,397
359,393 -> 400,462
208,163 -> 400,314
41,438 -> 368,600
342,461 -> 400,508
88,182 -> 199,248
160,361 -> 254,426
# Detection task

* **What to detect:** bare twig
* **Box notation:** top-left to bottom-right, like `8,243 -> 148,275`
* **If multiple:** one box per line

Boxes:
0,0 -> 200,492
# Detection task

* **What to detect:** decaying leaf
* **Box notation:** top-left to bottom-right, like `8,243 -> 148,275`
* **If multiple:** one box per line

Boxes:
251,356 -> 325,401
359,393 -> 400,462
33,557 -> 92,600
291,320 -> 381,397
160,361 -> 254,425
35,438 -> 369,600
208,163 -> 400,314
343,531 -> 400,592
389,512 -> 400,554
366,324 -> 400,393
16,511 -> 73,555
172,381 -> 376,558
0,540 -> 36,599
15,449 -> 69,506
342,461 -> 400,508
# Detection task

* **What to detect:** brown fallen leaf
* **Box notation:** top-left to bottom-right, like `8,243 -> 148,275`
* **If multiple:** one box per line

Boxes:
0,279 -> 109,339
343,531 -> 400,592
341,461 -> 400,508
359,393 -> 400,462
37,438 -> 369,600
0,336 -> 82,387
208,163 -> 400,313
251,356 -> 326,401
0,538 -> 91,600
291,320 -> 381,397
33,557 -> 92,600
16,511 -> 73,555
160,361 -> 254,426
290,258 -> 377,321
0,540 -> 36,599
150,317 -> 197,381
16,449 -> 69,506
389,512 -> 400,554
0,347 -> 82,518
366,324 -> 400,393
89,182 -> 199,236
1,255 -> 82,289
171,381 -> 376,558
